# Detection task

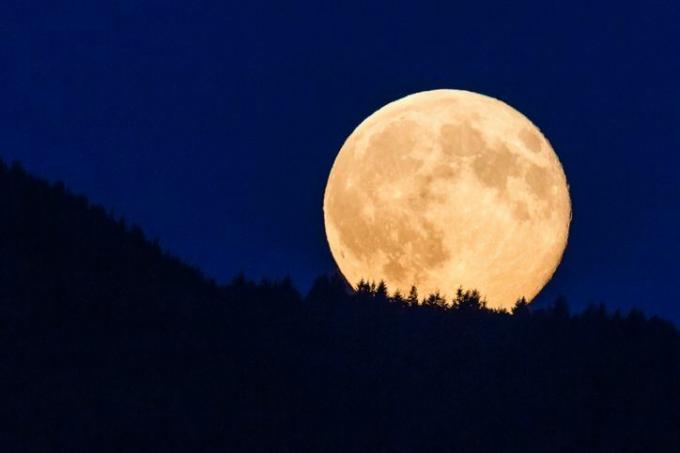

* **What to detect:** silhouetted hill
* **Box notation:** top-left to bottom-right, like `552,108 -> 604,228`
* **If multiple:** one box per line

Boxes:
0,161 -> 216,327
1,159 -> 679,452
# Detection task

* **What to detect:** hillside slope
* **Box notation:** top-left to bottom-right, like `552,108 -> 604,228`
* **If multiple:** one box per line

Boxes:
1,159 -> 679,452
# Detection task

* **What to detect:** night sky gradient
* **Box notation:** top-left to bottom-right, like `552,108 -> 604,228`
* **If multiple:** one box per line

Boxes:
2,1 -> 679,321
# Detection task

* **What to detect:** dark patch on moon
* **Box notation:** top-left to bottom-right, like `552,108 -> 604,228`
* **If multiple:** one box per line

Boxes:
514,202 -> 531,222
361,119 -> 425,187
519,127 -> 543,153
440,122 -> 485,157
383,258 -> 408,282
380,219 -> 449,284
472,144 -> 521,192
526,164 -> 552,199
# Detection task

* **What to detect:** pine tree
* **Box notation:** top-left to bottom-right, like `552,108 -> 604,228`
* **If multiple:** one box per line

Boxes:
407,285 -> 419,306
512,297 -> 530,316
375,280 -> 388,305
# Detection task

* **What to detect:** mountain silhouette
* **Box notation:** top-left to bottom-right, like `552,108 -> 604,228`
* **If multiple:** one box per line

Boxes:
1,158 -> 679,452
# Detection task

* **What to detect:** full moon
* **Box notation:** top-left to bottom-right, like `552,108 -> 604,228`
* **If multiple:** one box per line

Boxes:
323,89 -> 571,310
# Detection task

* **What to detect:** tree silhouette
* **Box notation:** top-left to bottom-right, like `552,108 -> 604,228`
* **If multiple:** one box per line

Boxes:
374,280 -> 389,305
423,291 -> 447,308
512,297 -> 531,316
552,295 -> 570,319
392,289 -> 405,306
407,285 -> 419,306
307,274 -> 345,305
452,287 -> 486,312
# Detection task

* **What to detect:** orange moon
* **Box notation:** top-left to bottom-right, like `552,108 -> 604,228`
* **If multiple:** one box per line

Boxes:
323,89 -> 571,310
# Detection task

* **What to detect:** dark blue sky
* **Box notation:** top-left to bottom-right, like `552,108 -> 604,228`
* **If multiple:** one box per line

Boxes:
2,1 -> 679,321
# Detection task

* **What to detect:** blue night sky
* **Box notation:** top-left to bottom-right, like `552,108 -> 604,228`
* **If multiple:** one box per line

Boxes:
1,1 -> 679,321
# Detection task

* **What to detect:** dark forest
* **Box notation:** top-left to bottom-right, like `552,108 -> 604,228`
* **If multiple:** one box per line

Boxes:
1,159 -> 679,452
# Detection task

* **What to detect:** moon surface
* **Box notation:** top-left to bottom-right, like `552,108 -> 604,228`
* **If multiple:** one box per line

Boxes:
323,89 -> 571,310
